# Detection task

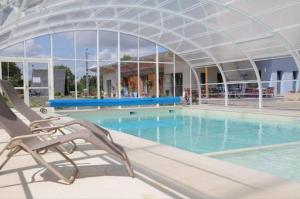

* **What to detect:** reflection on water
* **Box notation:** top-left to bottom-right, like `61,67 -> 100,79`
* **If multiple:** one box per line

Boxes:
87,114 -> 300,154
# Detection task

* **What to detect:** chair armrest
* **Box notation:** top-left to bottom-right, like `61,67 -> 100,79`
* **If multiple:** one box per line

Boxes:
32,120 -> 113,141
31,125 -> 65,133
45,114 -> 69,120
52,120 -> 113,141
30,117 -> 61,128
11,131 -> 55,142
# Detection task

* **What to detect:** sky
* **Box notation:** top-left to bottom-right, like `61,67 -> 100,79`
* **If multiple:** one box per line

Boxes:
0,30 -> 171,61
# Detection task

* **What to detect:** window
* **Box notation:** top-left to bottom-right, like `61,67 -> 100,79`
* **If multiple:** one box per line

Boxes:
99,31 -> 118,61
293,71 -> 298,80
76,31 -> 97,60
200,73 -> 205,84
120,34 -> 138,61
25,35 -> 50,58
277,71 -> 283,81
217,73 -> 223,83
53,32 -> 75,59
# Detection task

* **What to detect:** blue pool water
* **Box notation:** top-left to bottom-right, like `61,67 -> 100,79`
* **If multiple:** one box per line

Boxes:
69,110 -> 300,154
217,145 -> 300,182
68,109 -> 300,182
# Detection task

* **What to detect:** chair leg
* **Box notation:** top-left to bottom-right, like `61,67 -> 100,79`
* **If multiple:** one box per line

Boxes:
53,147 -> 79,183
119,148 -> 134,177
21,144 -> 78,185
113,144 -> 134,177
0,147 -> 20,171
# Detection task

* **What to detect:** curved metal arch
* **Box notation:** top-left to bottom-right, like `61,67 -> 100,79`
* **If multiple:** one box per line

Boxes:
1,3 -> 234,105
214,0 -> 300,70
2,1 -> 298,67
2,0 -> 298,108
1,2 -> 270,106
199,0 -> 300,107
0,25 -> 204,105
192,0 -> 265,107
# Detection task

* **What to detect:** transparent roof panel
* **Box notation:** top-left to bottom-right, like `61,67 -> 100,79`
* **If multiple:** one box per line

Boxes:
230,0 -> 296,15
221,60 -> 253,72
191,32 -> 229,48
258,3 -> 300,30
0,0 -> 299,73
238,36 -> 284,52
248,46 -> 289,59
180,50 -> 209,60
189,58 -> 214,66
279,26 -> 300,49
224,69 -> 257,82
207,44 -> 246,62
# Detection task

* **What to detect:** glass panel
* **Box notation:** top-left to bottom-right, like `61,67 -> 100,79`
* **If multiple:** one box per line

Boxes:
175,56 -> 190,96
159,46 -> 173,62
53,32 -> 74,59
1,62 -> 24,87
16,89 -> 24,100
195,66 -> 224,84
194,67 -> 225,105
200,84 -> 225,99
121,62 -> 138,97
224,69 -> 257,82
100,61 -> 118,98
76,61 -> 97,98
191,71 -> 200,105
99,31 -> 118,61
0,43 -> 24,57
159,63 -> 174,97
28,63 -> 48,87
29,89 -> 48,107
228,83 -> 259,108
206,10 -> 249,30
139,63 -> 156,97
120,34 -> 138,61
76,31 -> 97,60
258,3 -> 300,29
53,60 -> 75,99
25,35 -> 50,58
139,38 -> 156,62
221,61 -> 253,71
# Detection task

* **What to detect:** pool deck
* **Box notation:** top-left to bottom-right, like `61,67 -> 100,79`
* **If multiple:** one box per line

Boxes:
1,107 -> 300,199
189,104 -> 300,118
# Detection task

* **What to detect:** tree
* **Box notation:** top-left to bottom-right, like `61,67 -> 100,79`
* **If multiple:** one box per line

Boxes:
54,65 -> 75,96
77,75 -> 97,97
2,62 -> 23,87
121,54 -> 132,61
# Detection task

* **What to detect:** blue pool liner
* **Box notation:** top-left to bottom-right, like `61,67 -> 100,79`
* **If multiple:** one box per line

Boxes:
49,97 -> 181,108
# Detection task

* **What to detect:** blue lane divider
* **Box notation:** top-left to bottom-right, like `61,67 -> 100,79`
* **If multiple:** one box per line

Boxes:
49,97 -> 181,108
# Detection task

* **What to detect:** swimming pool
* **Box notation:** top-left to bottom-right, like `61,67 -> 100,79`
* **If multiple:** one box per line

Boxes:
67,108 -> 300,182
216,144 -> 300,183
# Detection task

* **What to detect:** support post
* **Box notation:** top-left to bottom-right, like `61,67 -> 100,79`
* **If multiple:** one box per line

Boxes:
97,30 -> 101,110
205,67 -> 209,98
117,32 -> 121,99
156,45 -> 159,107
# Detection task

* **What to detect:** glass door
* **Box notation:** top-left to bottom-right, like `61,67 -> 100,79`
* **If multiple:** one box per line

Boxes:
25,61 -> 50,107
0,61 -> 25,104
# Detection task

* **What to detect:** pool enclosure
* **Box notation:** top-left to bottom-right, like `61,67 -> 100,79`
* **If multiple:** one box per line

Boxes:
0,0 -> 300,108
